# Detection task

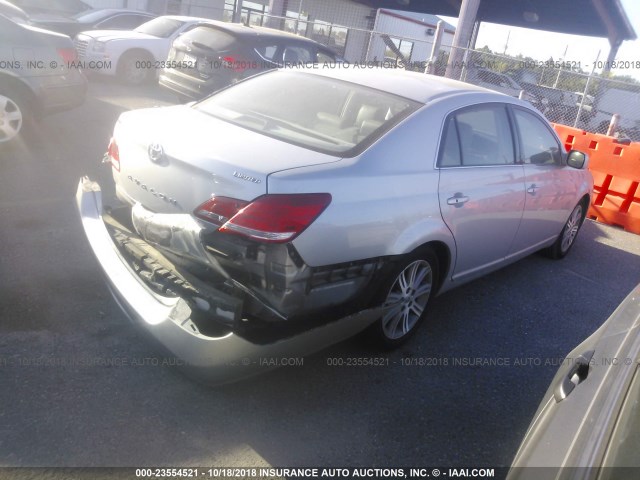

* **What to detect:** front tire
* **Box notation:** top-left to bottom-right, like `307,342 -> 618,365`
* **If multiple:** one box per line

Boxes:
545,201 -> 586,259
0,91 -> 27,147
117,52 -> 152,85
368,248 -> 438,349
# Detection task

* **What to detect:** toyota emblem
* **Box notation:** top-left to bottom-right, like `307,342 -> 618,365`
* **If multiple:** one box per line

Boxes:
148,143 -> 164,163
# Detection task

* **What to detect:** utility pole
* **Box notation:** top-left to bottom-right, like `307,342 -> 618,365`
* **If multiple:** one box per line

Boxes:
503,30 -> 510,55
445,0 -> 481,79
232,0 -> 242,23
553,44 -> 568,89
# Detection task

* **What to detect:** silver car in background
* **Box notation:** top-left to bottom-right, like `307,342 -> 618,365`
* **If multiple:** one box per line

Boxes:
76,68 -> 592,383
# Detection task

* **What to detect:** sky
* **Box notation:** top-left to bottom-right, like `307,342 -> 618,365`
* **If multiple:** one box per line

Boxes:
439,0 -> 640,81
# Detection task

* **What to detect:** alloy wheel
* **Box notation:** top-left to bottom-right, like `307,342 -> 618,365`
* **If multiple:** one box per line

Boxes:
381,259 -> 433,340
561,204 -> 583,253
0,94 -> 23,143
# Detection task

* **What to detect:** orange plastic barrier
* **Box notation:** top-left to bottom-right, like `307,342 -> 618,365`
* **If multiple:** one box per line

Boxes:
552,123 -> 640,235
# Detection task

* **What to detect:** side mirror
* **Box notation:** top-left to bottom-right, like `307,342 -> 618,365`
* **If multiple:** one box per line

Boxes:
567,150 -> 588,170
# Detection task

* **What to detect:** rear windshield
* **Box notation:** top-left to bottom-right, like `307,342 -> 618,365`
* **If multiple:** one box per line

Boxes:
194,71 -> 421,156
134,17 -> 184,38
180,25 -> 237,51
73,10 -> 109,22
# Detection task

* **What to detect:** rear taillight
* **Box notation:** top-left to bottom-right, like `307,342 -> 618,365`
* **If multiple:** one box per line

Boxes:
107,137 -> 120,171
57,47 -> 77,63
221,55 -> 255,73
194,196 -> 249,226
194,193 -> 332,243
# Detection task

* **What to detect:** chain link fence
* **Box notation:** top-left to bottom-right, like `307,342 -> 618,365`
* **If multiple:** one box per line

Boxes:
437,46 -> 640,141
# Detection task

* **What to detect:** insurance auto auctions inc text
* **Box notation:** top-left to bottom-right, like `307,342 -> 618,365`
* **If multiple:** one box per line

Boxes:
171,467 -> 496,478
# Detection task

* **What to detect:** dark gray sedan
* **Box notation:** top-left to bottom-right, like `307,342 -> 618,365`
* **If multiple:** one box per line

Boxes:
0,12 -> 87,146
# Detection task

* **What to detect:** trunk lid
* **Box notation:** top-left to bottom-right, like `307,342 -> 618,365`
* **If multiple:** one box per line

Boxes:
112,105 -> 340,213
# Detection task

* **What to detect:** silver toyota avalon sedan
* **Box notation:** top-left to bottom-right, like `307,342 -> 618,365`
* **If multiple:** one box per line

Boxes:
76,67 -> 593,383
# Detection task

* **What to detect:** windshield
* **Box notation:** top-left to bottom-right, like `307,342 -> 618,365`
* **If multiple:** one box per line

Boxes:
194,71 -> 421,156
0,5 -> 29,24
73,9 -> 109,22
134,17 -> 184,37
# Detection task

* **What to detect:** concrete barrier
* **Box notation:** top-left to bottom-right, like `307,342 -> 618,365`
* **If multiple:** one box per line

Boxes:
552,123 -> 640,235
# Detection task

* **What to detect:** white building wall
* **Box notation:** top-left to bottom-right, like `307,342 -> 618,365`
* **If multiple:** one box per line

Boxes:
84,0 -> 170,14
298,0 -> 372,29
368,10 -> 454,63
297,0 -> 373,61
84,0 -> 126,8
266,0 -> 374,61
178,0 -> 226,19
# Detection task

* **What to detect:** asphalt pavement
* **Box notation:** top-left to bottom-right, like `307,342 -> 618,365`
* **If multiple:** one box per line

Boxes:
1,79 -> 639,473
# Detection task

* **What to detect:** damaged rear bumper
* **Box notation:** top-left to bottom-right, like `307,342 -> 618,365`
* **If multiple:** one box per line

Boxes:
75,177 -> 381,384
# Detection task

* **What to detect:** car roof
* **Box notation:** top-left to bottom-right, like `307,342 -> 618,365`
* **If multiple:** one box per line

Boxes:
188,20 -> 330,45
83,8 -> 154,15
296,67 -> 501,103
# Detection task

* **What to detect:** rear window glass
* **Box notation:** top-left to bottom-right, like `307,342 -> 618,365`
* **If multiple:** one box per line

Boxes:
180,26 -> 237,51
194,71 -> 421,156
134,17 -> 184,38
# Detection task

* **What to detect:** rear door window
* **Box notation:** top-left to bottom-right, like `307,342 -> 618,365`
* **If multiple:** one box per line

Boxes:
454,105 -> 515,166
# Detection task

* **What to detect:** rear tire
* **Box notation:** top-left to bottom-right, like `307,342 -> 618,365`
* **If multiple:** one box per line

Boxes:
367,247 -> 438,349
545,201 -> 587,259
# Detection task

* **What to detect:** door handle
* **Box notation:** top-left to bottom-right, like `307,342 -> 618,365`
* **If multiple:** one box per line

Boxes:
553,350 -> 595,402
447,193 -> 469,207
527,184 -> 540,195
